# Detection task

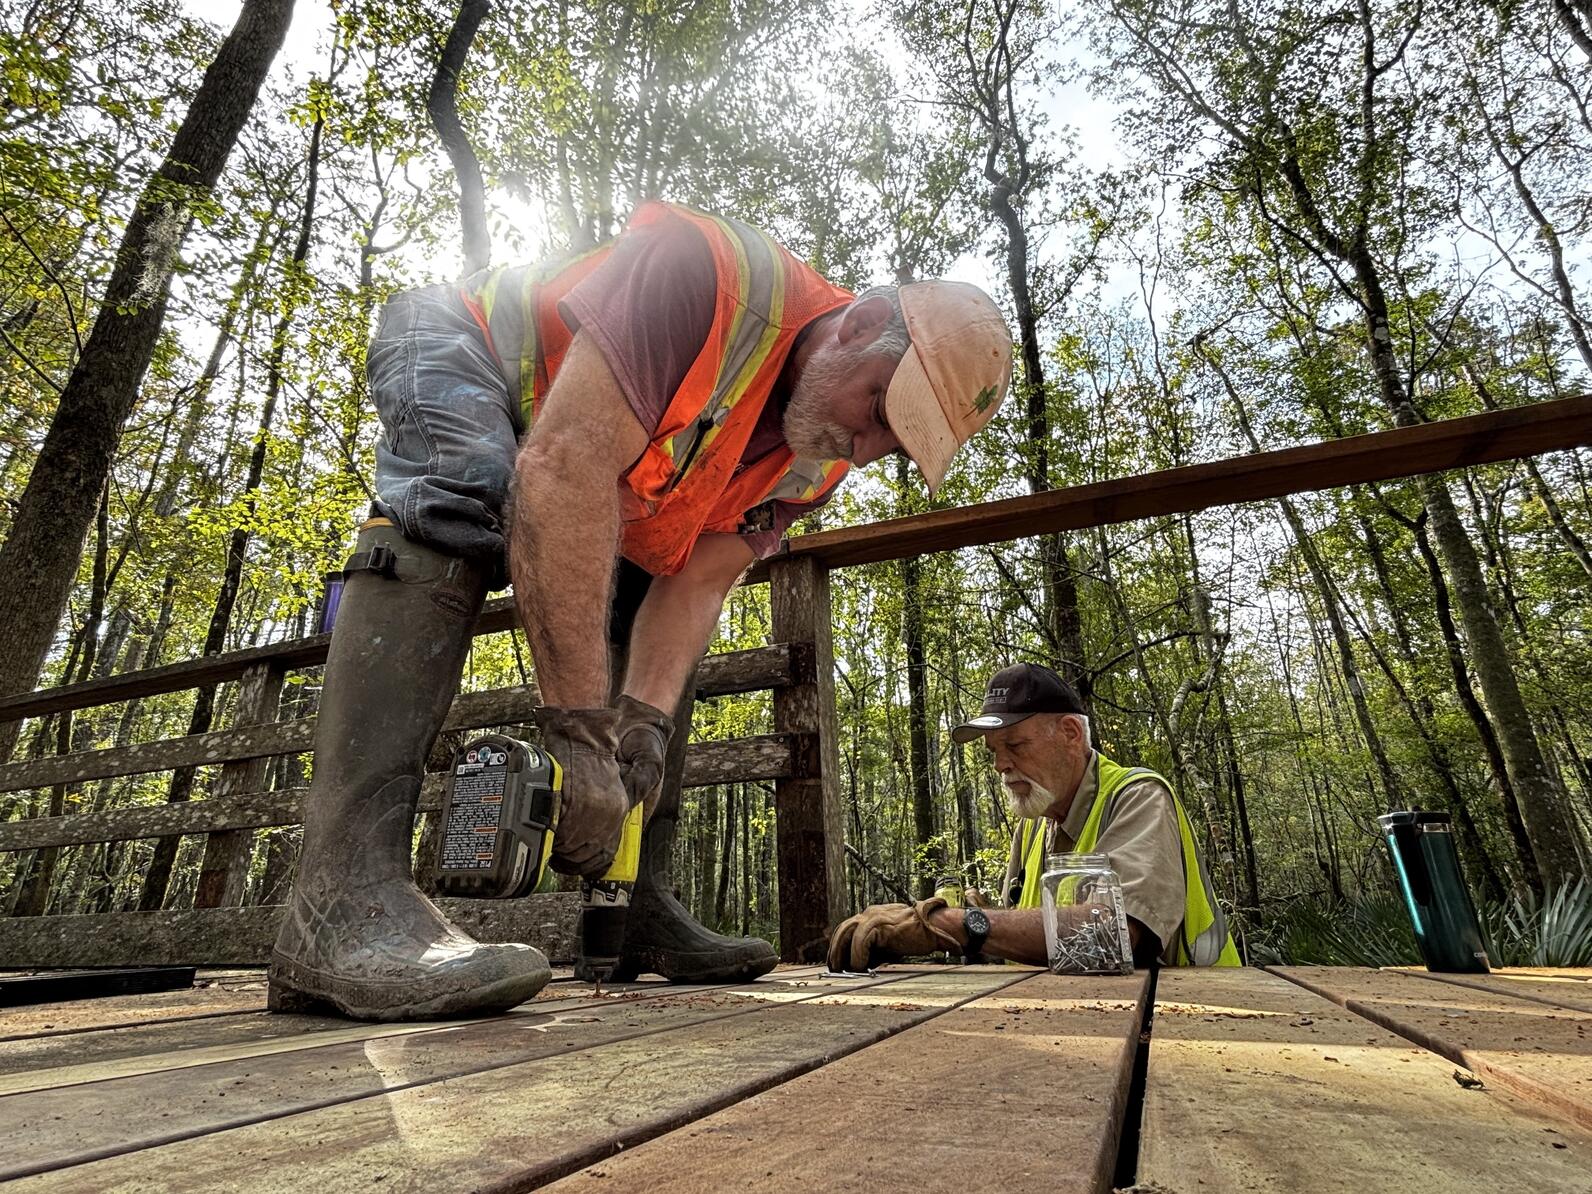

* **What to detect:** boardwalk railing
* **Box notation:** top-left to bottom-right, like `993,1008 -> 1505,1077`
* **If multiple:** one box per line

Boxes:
2,395 -> 1589,966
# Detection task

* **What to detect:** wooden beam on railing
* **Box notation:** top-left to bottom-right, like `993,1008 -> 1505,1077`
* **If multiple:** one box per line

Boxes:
0,657 -> 807,795
0,640 -> 802,739
0,895 -> 583,968
746,394 -> 1592,577
0,735 -> 803,853
769,555 -> 846,964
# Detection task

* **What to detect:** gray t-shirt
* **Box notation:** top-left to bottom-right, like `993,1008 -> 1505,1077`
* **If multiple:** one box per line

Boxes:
558,212 -> 835,561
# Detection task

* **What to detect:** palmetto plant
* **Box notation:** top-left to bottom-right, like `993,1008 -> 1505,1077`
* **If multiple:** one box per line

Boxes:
1248,880 -> 1592,968
1480,879 -> 1592,968
1246,894 -> 1419,967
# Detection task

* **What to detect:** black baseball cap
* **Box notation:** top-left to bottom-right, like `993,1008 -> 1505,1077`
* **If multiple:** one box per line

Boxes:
951,662 -> 1086,743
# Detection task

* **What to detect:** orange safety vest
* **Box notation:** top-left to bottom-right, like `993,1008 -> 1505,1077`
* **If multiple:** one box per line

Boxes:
458,201 -> 855,575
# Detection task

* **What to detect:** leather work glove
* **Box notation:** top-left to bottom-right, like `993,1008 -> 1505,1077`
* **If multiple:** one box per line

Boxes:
614,694 -> 674,819
827,897 -> 963,973
535,706 -> 630,878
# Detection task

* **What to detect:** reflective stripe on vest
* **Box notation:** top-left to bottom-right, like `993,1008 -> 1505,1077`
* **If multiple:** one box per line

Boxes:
458,201 -> 854,576
1011,755 -> 1240,967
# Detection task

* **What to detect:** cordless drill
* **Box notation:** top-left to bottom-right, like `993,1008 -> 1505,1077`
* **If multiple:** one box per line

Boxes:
432,733 -> 642,984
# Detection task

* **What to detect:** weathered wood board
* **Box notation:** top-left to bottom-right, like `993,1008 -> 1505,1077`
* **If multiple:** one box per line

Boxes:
0,971 -> 817,1096
0,970 -> 269,1040
10,967 -> 1015,1191
1492,967 -> 1592,982
545,969 -> 1147,1194
1403,968 -> 1592,1016
1271,965 -> 1592,1132
1142,968 -> 1592,1192
0,632 -> 793,727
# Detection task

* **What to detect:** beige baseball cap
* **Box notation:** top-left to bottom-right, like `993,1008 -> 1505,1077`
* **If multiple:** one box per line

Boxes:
883,280 -> 1013,493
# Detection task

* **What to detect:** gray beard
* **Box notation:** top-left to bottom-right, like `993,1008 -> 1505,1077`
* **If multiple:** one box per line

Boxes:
783,343 -> 862,460
1004,775 -> 1055,820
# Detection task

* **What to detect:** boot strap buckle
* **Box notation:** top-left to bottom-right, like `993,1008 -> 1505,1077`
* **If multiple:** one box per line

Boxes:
343,544 -> 398,578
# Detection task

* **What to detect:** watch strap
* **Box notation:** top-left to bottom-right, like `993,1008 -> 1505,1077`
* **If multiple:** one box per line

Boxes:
962,907 -> 990,955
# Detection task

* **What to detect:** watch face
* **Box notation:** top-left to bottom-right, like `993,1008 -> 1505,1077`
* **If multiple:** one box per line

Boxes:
965,908 -> 991,936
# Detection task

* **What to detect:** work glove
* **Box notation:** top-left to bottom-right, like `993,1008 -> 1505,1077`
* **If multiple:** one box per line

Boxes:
535,706 -> 630,878
826,897 -> 963,973
615,694 -> 674,819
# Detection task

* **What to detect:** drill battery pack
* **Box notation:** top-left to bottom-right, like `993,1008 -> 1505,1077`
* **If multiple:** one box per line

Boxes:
434,733 -> 560,899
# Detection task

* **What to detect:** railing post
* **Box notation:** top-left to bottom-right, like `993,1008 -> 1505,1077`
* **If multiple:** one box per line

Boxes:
193,660 -> 285,908
768,555 -> 846,962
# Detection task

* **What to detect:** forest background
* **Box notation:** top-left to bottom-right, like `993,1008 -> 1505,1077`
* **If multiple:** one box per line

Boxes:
2,0 -> 1590,963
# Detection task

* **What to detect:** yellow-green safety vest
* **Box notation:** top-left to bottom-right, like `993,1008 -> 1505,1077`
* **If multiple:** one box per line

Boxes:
1012,754 -> 1240,966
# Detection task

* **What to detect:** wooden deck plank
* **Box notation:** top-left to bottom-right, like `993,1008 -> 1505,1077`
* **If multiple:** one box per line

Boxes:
1142,968 -> 1592,1192
0,970 -> 268,1040
1493,967 -> 1592,982
0,966 -> 898,1182
544,969 -> 1147,1194
1401,968 -> 1592,1016
0,970 -> 822,1095
11,967 -> 1017,1192
1270,965 -> 1592,1133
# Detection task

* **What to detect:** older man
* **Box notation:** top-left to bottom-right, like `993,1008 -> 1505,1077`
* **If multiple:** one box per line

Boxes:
269,200 -> 1013,1020
828,662 -> 1239,971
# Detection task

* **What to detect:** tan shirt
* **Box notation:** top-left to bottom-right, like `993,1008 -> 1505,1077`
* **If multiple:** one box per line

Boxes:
1001,751 -> 1187,960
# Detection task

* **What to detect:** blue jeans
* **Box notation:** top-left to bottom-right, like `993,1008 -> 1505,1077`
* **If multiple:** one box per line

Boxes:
368,284 -> 520,581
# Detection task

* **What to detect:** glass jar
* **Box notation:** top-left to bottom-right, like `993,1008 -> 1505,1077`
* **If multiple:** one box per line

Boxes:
932,874 -> 964,908
1039,852 -> 1134,975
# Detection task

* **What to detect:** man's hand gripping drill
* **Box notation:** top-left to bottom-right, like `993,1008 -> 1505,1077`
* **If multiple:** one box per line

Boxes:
532,706 -> 633,877
536,699 -> 673,991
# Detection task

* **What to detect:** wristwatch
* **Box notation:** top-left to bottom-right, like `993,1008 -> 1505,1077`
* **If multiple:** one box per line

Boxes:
962,906 -> 991,956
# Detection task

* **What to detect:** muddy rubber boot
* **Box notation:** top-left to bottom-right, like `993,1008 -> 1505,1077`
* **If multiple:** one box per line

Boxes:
268,519 -> 550,1020
581,683 -> 776,983
602,807 -> 779,982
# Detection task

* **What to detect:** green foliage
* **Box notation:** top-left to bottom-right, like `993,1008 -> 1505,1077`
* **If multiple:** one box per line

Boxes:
1250,881 -> 1592,971
1481,881 -> 1592,968
1247,894 -> 1420,967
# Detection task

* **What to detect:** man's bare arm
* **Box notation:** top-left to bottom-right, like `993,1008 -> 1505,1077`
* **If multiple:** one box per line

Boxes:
510,332 -> 649,707
622,533 -> 755,711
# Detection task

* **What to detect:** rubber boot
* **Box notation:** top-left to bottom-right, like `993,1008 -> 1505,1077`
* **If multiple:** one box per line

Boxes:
586,679 -> 776,983
268,519 -> 550,1020
604,804 -> 779,982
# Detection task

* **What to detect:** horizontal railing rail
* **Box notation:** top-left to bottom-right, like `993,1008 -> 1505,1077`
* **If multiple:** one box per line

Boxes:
746,393 -> 1592,577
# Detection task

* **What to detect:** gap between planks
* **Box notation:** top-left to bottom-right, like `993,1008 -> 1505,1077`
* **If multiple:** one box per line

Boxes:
7,966 -> 1027,1192
544,969 -> 1150,1194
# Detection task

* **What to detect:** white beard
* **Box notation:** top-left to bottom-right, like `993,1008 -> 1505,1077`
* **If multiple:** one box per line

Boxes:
783,343 -> 863,460
1003,773 -> 1055,820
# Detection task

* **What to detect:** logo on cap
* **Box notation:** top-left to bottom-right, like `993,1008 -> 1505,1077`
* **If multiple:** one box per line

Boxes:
973,383 -> 998,413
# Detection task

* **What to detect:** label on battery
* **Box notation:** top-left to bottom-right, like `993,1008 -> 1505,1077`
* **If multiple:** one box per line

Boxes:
441,744 -> 511,870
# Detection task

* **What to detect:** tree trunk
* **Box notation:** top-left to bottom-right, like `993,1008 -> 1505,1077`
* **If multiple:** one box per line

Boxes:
901,551 -> 936,898
1339,238 -> 1583,884
140,110 -> 324,911
10,485 -> 111,917
0,0 -> 294,753
429,0 -> 492,275
714,784 -> 736,930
